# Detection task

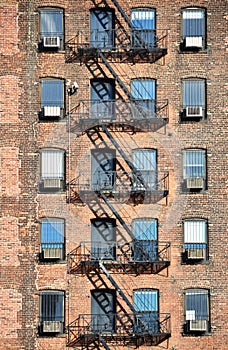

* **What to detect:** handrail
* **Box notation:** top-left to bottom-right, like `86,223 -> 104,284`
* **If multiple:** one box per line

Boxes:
66,28 -> 168,52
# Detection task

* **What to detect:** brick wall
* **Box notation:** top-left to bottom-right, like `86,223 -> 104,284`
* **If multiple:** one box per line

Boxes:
0,0 -> 227,349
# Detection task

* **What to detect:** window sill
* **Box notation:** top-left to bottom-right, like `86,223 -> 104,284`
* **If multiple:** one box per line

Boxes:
182,331 -> 212,337
178,48 -> 208,54
181,260 -> 210,265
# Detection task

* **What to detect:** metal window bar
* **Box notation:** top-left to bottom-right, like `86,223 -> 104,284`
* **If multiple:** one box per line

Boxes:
183,151 -> 205,178
185,289 -> 209,321
41,292 -> 64,322
183,10 -> 205,37
40,10 -> 63,38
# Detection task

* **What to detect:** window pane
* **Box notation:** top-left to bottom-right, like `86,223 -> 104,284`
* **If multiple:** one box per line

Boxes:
40,10 -> 63,37
131,9 -> 155,30
133,219 -> 157,240
41,150 -> 64,178
133,149 -> 157,189
183,10 -> 205,37
90,10 -> 114,48
41,80 -> 63,107
132,79 -> 155,100
183,150 -> 205,178
134,290 -> 158,311
41,219 -> 64,248
183,80 -> 205,107
41,292 -> 64,321
186,289 -> 208,320
184,220 -> 206,243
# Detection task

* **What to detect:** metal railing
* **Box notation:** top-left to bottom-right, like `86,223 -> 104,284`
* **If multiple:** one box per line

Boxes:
77,170 -> 168,193
69,99 -> 168,127
69,240 -> 170,265
68,312 -> 171,346
66,28 -> 168,54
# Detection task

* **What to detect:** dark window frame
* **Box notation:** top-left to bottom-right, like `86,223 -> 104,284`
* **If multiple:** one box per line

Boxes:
182,148 -> 207,192
181,77 -> 206,121
39,290 -> 65,335
39,217 -> 65,261
182,218 -> 208,263
39,148 -> 66,193
180,7 -> 207,52
39,77 -> 65,120
38,7 -> 64,51
184,288 -> 210,335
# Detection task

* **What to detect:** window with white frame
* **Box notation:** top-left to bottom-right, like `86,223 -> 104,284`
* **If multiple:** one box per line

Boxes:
185,289 -> 209,333
39,290 -> 64,334
182,79 -> 205,118
183,149 -> 206,190
182,8 -> 206,49
41,79 -> 64,118
131,9 -> 156,48
40,218 -> 64,260
39,8 -> 64,50
40,149 -> 65,191
183,219 -> 207,261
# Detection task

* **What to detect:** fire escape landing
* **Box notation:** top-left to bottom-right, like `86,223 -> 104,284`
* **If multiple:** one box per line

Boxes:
67,2 -> 171,348
66,28 -> 168,64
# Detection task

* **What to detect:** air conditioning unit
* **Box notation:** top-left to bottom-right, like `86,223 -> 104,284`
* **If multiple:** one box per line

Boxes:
42,321 -> 62,333
186,106 -> 203,117
187,248 -> 205,259
189,320 -> 207,332
43,178 -> 61,189
43,36 -> 60,48
43,106 -> 61,117
186,177 -> 204,189
185,36 -> 203,48
43,248 -> 62,259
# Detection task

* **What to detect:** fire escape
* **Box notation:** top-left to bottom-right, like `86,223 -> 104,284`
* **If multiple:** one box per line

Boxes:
66,1 -> 171,348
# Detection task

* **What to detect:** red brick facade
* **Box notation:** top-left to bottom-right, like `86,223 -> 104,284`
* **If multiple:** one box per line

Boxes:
0,0 -> 227,349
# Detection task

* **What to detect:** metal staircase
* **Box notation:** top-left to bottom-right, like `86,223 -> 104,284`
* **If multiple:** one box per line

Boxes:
67,2 -> 171,348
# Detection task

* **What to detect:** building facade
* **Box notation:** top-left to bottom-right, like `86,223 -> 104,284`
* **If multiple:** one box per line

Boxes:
0,0 -> 227,349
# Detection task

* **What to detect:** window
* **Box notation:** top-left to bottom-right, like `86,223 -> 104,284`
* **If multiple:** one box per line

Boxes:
182,79 -> 205,119
183,219 -> 207,261
133,219 -> 158,261
134,289 -> 159,333
131,79 -> 156,117
40,149 -> 65,192
41,79 -> 64,119
91,218 -> 116,260
183,149 -> 206,190
40,218 -> 64,261
132,149 -> 157,189
131,9 -> 156,48
182,8 -> 206,50
91,289 -> 116,333
39,290 -> 64,334
39,8 -> 64,50
90,9 -> 114,49
90,80 -> 115,120
185,289 -> 209,333
91,148 -> 116,191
